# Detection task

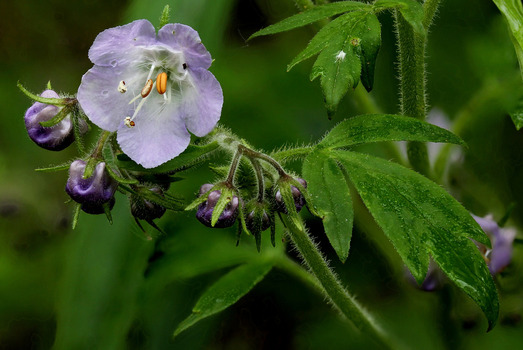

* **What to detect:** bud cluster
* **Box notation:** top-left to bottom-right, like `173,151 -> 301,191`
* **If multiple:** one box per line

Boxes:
189,142 -> 310,252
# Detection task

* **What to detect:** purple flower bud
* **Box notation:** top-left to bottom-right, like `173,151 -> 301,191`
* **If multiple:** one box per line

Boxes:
24,90 -> 83,151
246,209 -> 271,233
65,160 -> 118,214
275,178 -> 307,213
196,184 -> 239,228
131,187 -> 166,221
81,197 -> 116,215
472,214 -> 517,275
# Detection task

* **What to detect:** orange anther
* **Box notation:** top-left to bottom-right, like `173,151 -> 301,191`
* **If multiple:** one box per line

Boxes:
156,72 -> 168,95
141,79 -> 153,98
130,121 -> 135,127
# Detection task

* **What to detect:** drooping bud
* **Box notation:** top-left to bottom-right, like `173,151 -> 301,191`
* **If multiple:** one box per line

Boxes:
275,178 -> 307,213
130,186 -> 167,221
246,207 -> 271,233
24,90 -> 85,151
196,184 -> 239,228
65,160 -> 118,214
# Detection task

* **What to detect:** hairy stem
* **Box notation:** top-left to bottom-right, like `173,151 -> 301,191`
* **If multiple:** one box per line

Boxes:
280,214 -> 397,349
394,11 -> 431,177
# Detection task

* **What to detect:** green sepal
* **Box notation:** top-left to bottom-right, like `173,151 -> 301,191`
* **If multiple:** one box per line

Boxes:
173,259 -> 274,338
237,201 -> 250,237
120,184 -> 185,212
211,187 -> 236,227
159,4 -> 171,28
82,158 -> 98,179
38,105 -> 70,128
116,141 -> 219,174
244,201 -> 270,252
269,210 -> 276,247
103,202 -> 113,224
334,150 -> 498,329
72,203 -> 81,230
102,139 -> 138,185
185,191 -> 211,211
248,1 -> 371,40
303,150 -> 354,262
373,0 -> 425,36
72,111 -> 87,155
318,114 -> 464,149
35,162 -> 71,172
17,81 -> 69,106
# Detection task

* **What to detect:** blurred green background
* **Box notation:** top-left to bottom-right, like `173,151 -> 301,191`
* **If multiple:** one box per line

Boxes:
1,0 -> 522,349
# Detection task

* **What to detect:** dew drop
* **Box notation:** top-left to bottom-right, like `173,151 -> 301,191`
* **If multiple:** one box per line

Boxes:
110,60 -> 117,67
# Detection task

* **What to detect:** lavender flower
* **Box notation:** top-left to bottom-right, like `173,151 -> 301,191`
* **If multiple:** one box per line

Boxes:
24,90 -> 74,151
77,20 -> 223,168
472,214 -> 517,275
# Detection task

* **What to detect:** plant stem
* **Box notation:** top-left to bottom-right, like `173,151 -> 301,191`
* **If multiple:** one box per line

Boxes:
239,145 -> 287,177
225,148 -> 243,185
280,214 -> 397,349
394,10 -> 431,177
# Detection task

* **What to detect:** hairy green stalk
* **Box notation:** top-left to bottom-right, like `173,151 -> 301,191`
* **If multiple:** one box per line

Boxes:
280,214 -> 398,349
394,0 -> 442,177
394,10 -> 431,176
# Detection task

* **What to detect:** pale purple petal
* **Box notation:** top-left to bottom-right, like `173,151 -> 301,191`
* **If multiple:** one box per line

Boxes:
182,68 -> 223,137
89,20 -> 156,67
157,24 -> 212,69
117,103 -> 191,168
472,214 -> 517,275
489,227 -> 516,274
78,65 -> 145,131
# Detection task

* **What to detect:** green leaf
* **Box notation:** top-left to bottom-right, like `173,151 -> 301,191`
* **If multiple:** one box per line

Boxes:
308,11 -> 380,115
116,141 -> 219,173
334,150 -> 498,329
356,14 -> 381,92
173,259 -> 273,337
492,0 -> 523,79
303,150 -> 353,262
248,1 -> 370,40
318,114 -> 464,149
373,0 -> 425,36
287,13 -> 351,71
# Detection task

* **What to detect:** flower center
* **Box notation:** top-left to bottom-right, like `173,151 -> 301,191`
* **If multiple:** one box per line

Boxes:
120,62 -> 188,128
